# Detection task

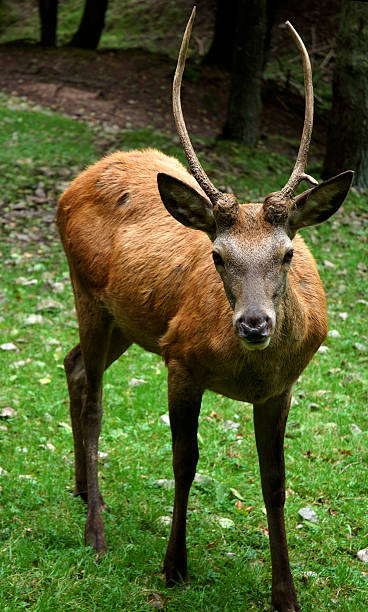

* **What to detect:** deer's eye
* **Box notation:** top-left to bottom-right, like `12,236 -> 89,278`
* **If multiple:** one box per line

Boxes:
212,251 -> 223,266
283,248 -> 294,264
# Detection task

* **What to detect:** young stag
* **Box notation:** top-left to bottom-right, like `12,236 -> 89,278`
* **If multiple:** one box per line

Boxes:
57,8 -> 353,612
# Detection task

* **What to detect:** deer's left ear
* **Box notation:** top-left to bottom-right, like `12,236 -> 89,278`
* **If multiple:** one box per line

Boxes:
287,171 -> 354,236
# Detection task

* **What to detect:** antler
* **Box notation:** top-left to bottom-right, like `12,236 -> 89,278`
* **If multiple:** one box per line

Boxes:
278,21 -> 318,199
173,6 -> 223,206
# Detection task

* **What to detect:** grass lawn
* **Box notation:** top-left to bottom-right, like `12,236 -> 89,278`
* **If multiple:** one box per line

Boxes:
0,97 -> 367,611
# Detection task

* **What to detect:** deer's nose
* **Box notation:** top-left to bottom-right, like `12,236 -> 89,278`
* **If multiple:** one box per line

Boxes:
235,315 -> 271,342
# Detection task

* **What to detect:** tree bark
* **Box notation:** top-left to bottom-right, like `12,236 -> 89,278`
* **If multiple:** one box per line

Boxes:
204,0 -> 237,70
223,0 -> 267,146
322,0 -> 368,188
69,0 -> 108,50
39,0 -> 58,47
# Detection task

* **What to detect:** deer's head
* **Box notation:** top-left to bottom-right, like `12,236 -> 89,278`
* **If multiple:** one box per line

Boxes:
158,8 -> 353,351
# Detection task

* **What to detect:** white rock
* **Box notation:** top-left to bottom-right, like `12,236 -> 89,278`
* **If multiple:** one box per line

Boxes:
24,314 -> 44,325
223,419 -> 241,431
153,479 -> 175,490
318,345 -> 329,354
357,548 -> 368,563
0,406 -> 17,419
160,414 -> 170,426
298,507 -> 318,523
128,377 -> 146,386
194,473 -> 216,485
350,423 -> 362,435
354,342 -> 368,353
218,517 -> 235,529
12,360 -> 26,368
1,342 -> 17,351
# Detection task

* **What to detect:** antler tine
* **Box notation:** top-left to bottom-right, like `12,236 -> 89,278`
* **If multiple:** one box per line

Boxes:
279,21 -> 318,199
173,6 -> 221,205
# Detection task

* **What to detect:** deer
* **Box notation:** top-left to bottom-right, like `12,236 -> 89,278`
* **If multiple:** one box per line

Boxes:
57,7 -> 353,612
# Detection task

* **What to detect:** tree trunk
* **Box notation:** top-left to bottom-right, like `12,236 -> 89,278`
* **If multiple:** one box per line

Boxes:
204,0 -> 237,70
223,0 -> 267,146
69,0 -> 108,50
322,1 -> 368,188
39,0 -> 58,47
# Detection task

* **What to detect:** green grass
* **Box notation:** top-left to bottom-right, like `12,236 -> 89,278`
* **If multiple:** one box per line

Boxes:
0,98 -> 367,611
0,0 -> 190,59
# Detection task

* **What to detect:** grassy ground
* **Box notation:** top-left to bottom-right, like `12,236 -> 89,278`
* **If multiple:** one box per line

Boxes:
0,0 -> 202,58
0,96 -> 367,612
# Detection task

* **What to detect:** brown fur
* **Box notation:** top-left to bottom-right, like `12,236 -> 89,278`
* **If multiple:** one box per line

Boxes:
58,148 -> 326,399
57,148 -> 339,612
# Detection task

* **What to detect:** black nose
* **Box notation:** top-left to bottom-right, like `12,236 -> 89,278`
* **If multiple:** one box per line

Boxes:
235,315 -> 270,342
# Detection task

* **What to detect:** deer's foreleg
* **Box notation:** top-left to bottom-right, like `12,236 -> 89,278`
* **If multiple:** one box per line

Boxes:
253,390 -> 300,612
164,360 -> 202,585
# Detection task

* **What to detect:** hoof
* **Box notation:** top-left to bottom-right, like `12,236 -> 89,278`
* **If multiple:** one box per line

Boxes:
163,561 -> 189,587
84,512 -> 107,553
271,600 -> 301,612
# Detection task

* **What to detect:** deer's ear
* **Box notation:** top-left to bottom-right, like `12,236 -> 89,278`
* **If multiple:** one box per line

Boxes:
288,171 -> 354,235
157,173 -> 216,236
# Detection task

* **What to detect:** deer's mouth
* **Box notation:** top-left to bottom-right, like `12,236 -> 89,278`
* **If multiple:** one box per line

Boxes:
241,337 -> 271,351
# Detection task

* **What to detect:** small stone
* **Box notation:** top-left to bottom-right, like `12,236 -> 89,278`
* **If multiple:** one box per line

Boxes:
0,407 -> 17,419
152,479 -> 175,490
223,419 -> 241,431
328,329 -> 340,338
1,343 -> 17,351
304,571 -> 318,578
298,507 -> 318,523
218,517 -> 235,529
309,403 -> 320,412
12,360 -> 26,368
160,414 -> 170,426
318,345 -> 329,354
24,314 -> 44,325
37,298 -> 63,312
194,473 -> 216,485
128,377 -> 146,386
357,548 -> 368,563
350,423 -> 362,435
354,342 -> 368,353
16,277 -> 38,286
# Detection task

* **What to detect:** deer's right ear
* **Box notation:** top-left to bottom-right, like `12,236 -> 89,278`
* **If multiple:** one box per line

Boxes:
157,173 -> 216,236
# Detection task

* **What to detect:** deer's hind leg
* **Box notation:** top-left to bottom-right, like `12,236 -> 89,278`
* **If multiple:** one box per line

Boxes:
64,299 -> 131,553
